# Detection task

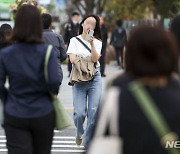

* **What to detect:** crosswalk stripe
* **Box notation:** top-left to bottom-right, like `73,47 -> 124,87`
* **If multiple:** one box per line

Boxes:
0,149 -> 7,152
0,135 -> 85,153
0,135 -> 75,139
0,144 -> 5,147
52,145 -> 84,148
51,149 -> 85,152
0,149 -> 86,153
53,136 -> 75,139
0,144 -> 84,148
0,140 -> 75,144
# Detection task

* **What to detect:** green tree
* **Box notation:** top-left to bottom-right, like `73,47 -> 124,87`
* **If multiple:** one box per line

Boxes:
71,0 -> 108,17
104,0 -> 153,20
153,0 -> 180,18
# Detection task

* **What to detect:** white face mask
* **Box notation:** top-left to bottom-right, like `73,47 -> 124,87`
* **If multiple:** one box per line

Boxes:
72,20 -> 78,24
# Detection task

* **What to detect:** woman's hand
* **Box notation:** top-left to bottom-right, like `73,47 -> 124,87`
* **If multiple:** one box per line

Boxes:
88,36 -> 94,46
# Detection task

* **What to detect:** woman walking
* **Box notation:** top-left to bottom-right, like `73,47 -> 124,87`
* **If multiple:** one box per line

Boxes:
67,15 -> 102,149
0,5 -> 62,154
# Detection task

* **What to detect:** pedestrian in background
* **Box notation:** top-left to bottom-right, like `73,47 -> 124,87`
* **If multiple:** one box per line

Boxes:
41,13 -> 67,64
99,16 -> 108,77
0,5 -> 62,154
0,24 -> 12,49
67,15 -> 102,149
63,12 -> 80,77
90,25 -> 180,154
110,19 -> 127,68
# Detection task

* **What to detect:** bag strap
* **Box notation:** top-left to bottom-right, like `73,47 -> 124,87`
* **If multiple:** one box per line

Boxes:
94,88 -> 120,137
75,36 -> 91,53
44,45 -> 53,82
129,81 -> 179,154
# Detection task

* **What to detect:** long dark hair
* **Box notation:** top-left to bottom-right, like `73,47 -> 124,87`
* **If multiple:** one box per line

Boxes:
11,5 -> 43,43
79,15 -> 102,40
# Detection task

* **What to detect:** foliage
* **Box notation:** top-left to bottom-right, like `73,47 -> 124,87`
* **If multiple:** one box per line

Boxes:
153,0 -> 180,18
10,0 -> 46,14
71,0 -> 108,17
104,0 -> 154,20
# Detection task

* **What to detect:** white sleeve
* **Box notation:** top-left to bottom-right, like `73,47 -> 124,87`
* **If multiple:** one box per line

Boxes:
94,40 -> 102,56
67,38 -> 77,55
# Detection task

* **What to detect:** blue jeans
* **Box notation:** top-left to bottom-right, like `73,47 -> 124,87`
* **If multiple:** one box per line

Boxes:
72,71 -> 102,148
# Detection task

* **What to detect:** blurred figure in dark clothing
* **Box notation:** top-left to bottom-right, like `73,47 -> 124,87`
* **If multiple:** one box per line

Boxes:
99,17 -> 108,77
0,5 -> 62,154
91,25 -> 180,154
0,31 -> 5,49
171,14 -> 180,49
41,13 -> 67,64
170,14 -> 180,73
110,19 -> 127,68
63,12 -> 80,77
0,24 -> 12,49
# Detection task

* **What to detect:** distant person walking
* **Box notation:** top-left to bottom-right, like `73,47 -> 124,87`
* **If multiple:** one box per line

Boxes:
67,15 -> 102,149
110,19 -> 127,68
0,24 -> 12,49
99,17 -> 108,77
63,12 -> 80,76
0,5 -> 62,154
41,13 -> 67,64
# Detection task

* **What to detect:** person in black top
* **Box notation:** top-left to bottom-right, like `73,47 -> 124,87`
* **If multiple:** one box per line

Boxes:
91,25 -> 180,154
110,19 -> 127,68
99,17 -> 108,77
63,12 -> 80,76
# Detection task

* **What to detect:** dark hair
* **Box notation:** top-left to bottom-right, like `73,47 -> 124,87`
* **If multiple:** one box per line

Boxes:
171,15 -> 180,49
72,12 -> 79,17
0,24 -> 12,37
41,13 -> 52,29
11,5 -> 43,43
116,19 -> 123,27
125,25 -> 178,77
79,14 -> 102,40
0,31 -> 5,42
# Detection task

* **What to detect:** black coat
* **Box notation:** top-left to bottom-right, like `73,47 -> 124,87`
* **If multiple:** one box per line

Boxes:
63,20 -> 79,45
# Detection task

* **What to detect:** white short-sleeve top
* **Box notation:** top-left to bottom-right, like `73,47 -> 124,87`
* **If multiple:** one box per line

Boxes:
67,35 -> 102,68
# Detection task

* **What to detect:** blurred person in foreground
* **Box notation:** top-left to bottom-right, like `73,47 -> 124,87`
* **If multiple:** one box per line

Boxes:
0,5 -> 62,154
0,24 -> 12,49
63,12 -> 80,77
41,13 -> 67,64
110,19 -> 127,68
91,25 -> 180,154
99,16 -> 108,77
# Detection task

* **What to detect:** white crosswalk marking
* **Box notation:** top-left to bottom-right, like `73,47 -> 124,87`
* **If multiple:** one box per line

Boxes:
0,135 -> 85,153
